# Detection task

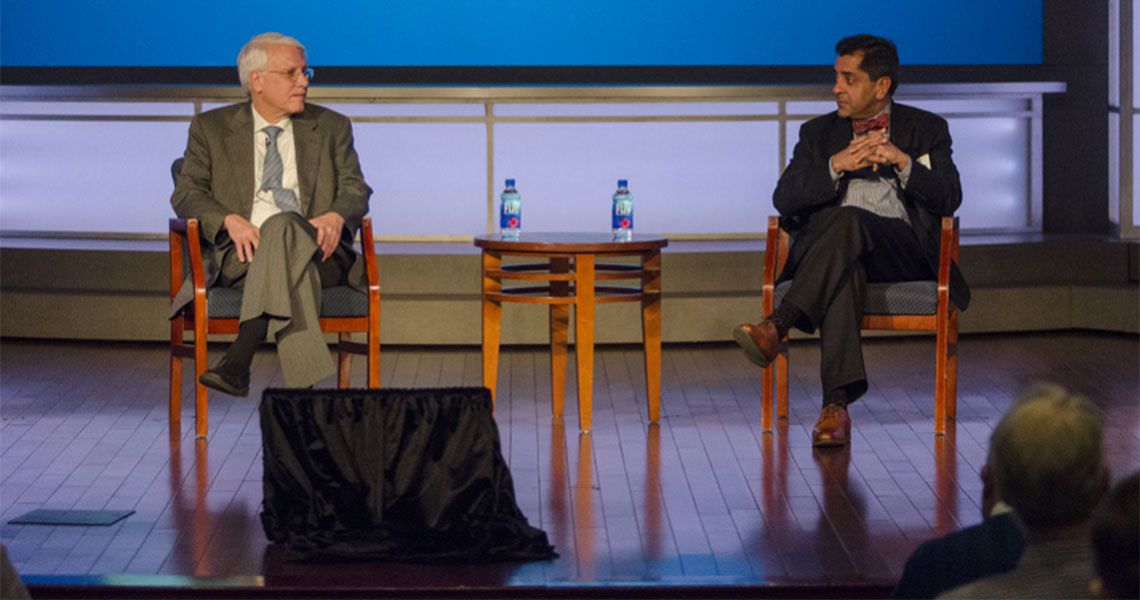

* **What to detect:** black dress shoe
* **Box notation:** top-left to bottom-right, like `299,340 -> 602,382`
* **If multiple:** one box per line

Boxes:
199,362 -> 250,397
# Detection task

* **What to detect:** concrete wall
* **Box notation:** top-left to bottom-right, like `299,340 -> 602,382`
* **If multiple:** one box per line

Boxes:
2,239 -> 1136,344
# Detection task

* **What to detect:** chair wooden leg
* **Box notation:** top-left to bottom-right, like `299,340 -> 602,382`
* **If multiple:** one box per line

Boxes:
934,310 -> 949,435
337,333 -> 352,388
368,294 -> 381,389
169,321 -> 183,429
367,331 -> 380,389
194,321 -> 209,439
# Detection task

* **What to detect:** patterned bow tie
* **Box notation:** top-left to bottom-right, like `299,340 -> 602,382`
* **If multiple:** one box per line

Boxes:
851,113 -> 889,135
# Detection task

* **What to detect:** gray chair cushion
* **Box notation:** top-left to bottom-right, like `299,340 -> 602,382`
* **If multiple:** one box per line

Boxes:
774,280 -> 938,316
206,286 -> 369,319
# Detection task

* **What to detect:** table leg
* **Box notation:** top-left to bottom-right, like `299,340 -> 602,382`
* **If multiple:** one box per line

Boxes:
482,250 -> 502,406
574,253 -> 596,432
641,249 -> 662,423
550,257 -> 571,417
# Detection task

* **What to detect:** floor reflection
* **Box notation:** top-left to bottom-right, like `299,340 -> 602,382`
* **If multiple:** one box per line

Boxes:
574,430 -> 595,581
934,427 -> 959,533
548,418 -> 665,582
643,423 -> 663,562
812,446 -> 869,576
165,434 -> 210,575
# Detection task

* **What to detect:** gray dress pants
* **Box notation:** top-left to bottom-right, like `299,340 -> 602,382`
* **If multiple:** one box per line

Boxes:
220,212 -> 348,388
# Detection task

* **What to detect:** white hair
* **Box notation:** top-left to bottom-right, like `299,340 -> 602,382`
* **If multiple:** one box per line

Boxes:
237,32 -> 306,95
988,383 -> 1106,529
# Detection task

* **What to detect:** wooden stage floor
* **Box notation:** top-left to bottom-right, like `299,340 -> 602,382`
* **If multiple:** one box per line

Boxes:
1,332 -> 1137,598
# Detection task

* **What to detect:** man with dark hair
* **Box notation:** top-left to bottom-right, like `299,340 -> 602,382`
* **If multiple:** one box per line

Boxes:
734,34 -> 969,446
171,32 -> 372,395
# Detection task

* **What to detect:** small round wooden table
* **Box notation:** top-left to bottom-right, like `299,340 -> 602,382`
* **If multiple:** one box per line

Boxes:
474,233 -> 668,432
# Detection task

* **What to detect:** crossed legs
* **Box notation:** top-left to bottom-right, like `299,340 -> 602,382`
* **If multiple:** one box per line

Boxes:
736,207 -> 933,446
200,213 -> 348,395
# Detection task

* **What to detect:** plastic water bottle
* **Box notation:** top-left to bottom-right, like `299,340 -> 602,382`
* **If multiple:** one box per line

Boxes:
611,179 -> 633,241
499,178 -> 521,239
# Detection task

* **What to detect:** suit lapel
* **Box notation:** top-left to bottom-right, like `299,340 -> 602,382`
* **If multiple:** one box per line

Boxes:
293,108 -> 319,215
826,114 -> 853,158
224,104 -> 255,217
889,104 -> 918,155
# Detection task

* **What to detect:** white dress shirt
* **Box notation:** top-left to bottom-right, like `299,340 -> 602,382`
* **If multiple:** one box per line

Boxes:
828,103 -> 913,224
250,110 -> 300,229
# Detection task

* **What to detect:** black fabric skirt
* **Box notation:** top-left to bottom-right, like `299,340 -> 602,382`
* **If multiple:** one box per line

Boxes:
260,387 -> 556,562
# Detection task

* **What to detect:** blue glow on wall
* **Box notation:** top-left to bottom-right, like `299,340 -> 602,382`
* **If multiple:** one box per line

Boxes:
1,0 -> 1042,67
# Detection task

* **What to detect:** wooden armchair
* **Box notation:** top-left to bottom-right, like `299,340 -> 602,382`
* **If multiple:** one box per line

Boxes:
168,216 -> 381,438
760,215 -> 960,434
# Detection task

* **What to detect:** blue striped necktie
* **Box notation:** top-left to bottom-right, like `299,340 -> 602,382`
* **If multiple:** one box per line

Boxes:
260,126 -> 300,213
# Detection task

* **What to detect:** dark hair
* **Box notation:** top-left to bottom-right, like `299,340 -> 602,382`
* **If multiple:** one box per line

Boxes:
1091,473 -> 1139,599
835,34 -> 899,96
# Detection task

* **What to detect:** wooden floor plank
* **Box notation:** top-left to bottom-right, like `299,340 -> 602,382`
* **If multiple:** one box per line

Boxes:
0,332 -> 1136,598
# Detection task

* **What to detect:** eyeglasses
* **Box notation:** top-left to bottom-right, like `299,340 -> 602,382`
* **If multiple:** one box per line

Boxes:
261,67 -> 314,82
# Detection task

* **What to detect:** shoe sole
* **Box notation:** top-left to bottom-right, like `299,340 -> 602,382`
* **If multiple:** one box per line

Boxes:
811,436 -> 850,448
733,326 -> 773,368
198,371 -> 249,397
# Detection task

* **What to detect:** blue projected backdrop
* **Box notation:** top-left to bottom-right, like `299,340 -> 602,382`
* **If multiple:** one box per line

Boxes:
0,0 -> 1042,67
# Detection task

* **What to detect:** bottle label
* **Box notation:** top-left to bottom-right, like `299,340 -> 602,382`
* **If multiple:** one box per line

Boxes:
500,198 -> 520,229
612,199 -> 633,229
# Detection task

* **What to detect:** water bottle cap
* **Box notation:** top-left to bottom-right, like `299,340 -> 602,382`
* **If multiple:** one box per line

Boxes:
618,179 -> 628,187
505,178 -> 516,187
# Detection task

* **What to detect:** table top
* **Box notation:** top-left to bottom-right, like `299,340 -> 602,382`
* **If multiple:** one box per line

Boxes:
474,232 -> 669,253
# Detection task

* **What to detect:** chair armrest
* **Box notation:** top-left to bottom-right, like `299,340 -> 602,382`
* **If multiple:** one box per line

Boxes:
936,216 -> 956,290
359,216 -> 380,292
168,217 -> 207,303
169,219 -> 187,299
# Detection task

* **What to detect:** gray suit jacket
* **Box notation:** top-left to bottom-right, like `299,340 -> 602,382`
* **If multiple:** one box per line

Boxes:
170,102 -> 372,316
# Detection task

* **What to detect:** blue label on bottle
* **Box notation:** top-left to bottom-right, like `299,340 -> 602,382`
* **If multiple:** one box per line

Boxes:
500,195 -> 521,229
612,198 -> 633,230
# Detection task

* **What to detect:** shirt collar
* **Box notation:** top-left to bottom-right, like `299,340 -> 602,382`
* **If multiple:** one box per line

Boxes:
252,108 -> 292,135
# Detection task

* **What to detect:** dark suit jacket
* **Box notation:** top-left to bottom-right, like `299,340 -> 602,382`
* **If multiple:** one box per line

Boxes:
169,102 -> 372,315
892,512 -> 1026,599
772,102 -> 970,311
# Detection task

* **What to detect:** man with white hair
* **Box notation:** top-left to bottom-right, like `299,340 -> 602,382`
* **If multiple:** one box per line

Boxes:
171,32 -> 371,395
940,383 -> 1109,599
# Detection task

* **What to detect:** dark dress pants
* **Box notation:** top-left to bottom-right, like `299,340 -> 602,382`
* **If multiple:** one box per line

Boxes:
780,206 -> 934,404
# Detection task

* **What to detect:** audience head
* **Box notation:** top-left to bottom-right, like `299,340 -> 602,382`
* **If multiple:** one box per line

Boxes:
1090,472 -> 1139,599
834,34 -> 899,97
986,383 -> 1107,531
237,32 -> 306,95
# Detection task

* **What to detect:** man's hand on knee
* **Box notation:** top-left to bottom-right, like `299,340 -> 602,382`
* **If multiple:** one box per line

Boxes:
309,211 -> 346,261
224,214 -> 260,262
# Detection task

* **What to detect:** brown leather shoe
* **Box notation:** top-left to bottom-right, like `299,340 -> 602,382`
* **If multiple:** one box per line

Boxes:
811,404 -> 851,447
733,320 -> 781,368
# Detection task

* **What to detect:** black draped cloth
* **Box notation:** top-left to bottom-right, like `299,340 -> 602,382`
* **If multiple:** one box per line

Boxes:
259,387 -> 556,562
